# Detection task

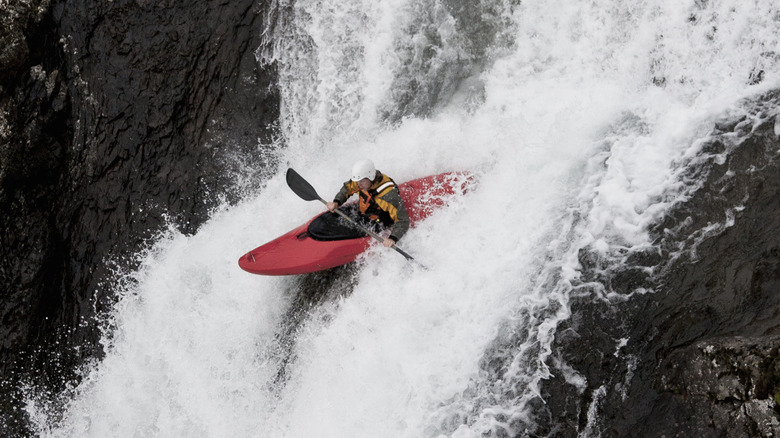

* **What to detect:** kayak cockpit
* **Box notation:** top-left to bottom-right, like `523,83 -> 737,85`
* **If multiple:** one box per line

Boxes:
306,204 -> 384,241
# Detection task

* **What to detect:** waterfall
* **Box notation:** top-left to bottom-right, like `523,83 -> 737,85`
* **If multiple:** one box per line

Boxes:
29,0 -> 780,436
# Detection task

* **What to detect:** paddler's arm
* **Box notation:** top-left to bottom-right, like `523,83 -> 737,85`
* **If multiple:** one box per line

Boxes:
327,182 -> 351,212
383,190 -> 410,247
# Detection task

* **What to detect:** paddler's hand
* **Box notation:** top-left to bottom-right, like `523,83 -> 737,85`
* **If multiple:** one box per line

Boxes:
382,238 -> 395,247
326,201 -> 338,212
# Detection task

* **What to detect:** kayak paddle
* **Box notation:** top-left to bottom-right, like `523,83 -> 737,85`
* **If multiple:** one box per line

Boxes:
285,168 -> 422,265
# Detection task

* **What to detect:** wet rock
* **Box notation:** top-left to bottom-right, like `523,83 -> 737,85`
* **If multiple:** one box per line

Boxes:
0,0 -> 279,434
606,94 -> 779,436
538,90 -> 780,437
634,337 -> 780,437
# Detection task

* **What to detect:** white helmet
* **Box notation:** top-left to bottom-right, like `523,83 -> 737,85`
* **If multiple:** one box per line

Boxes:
351,159 -> 376,181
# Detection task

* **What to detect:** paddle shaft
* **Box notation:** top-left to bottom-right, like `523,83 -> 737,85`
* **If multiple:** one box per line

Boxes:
314,198 -> 417,261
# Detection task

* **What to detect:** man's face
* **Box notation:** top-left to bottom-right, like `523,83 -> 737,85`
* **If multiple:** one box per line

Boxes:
358,178 -> 372,190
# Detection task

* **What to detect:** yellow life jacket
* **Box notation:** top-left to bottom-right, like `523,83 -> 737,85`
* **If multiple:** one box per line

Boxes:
345,173 -> 398,225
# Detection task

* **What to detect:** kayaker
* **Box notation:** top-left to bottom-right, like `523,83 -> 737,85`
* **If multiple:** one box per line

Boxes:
326,159 -> 410,247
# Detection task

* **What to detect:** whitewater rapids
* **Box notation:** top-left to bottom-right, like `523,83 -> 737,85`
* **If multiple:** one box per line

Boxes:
29,0 -> 780,436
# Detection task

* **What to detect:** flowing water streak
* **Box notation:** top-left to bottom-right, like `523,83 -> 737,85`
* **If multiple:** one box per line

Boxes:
28,0 -> 780,436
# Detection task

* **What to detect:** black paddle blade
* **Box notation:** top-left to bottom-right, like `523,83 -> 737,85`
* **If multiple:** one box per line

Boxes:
286,168 -> 322,202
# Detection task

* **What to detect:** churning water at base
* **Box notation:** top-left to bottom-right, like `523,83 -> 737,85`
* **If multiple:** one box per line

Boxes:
28,0 -> 780,436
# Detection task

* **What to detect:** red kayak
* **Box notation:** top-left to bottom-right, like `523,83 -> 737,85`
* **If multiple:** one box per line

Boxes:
238,171 -> 474,275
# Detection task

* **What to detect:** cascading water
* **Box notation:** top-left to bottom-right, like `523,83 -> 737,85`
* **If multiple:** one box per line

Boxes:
28,0 -> 780,436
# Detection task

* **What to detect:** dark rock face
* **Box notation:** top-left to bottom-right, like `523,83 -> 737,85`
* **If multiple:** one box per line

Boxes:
612,108 -> 780,436
544,92 -> 780,436
0,0 -> 279,434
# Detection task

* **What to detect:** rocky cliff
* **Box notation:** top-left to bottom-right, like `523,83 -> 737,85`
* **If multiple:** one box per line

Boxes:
0,1 -> 278,434
545,92 -> 780,436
